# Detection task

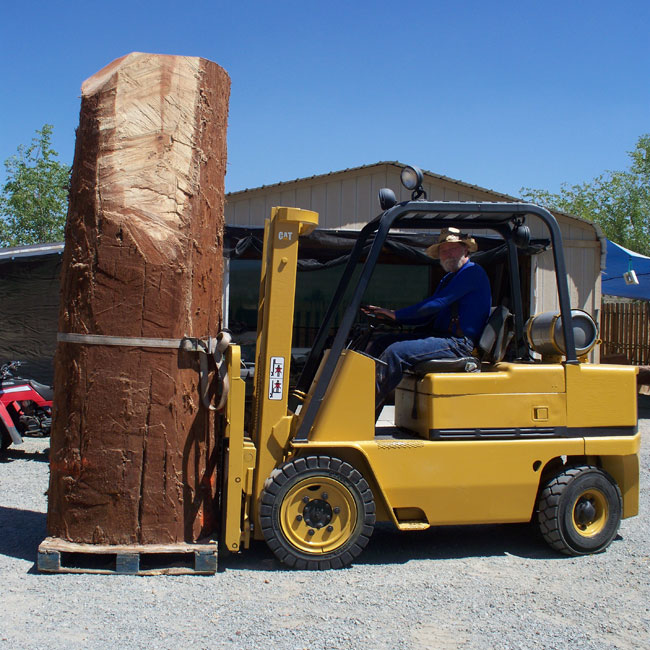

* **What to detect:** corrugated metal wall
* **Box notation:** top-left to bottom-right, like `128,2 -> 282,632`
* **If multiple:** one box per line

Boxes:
226,163 -> 510,229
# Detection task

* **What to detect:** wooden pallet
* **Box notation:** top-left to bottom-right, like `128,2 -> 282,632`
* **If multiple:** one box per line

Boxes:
37,537 -> 218,575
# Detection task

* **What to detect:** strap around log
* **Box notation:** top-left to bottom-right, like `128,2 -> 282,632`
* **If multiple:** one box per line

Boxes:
57,332 -> 205,349
57,331 -> 233,412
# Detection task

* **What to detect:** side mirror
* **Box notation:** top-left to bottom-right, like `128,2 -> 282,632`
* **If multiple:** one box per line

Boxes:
378,188 -> 397,210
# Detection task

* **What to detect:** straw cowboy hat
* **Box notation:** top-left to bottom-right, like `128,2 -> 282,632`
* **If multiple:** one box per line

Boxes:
425,227 -> 478,258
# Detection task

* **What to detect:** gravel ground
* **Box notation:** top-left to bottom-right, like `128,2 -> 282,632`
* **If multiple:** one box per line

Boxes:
1,404 -> 649,650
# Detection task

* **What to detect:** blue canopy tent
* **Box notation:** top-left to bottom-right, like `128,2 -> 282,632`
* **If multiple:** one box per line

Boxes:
602,239 -> 650,300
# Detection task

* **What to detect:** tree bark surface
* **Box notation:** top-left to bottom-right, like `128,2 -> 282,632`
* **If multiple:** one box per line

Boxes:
47,52 -> 230,544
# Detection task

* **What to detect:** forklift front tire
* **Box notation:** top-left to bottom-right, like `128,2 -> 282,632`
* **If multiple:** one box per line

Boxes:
260,456 -> 376,569
537,465 -> 622,556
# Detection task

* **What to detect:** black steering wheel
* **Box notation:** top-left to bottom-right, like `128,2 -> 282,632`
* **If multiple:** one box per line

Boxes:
347,306 -> 401,351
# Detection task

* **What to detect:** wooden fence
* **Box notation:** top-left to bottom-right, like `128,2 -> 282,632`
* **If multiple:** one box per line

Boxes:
600,302 -> 650,365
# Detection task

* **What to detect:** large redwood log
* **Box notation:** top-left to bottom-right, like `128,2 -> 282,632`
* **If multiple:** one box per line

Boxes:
47,53 -> 230,544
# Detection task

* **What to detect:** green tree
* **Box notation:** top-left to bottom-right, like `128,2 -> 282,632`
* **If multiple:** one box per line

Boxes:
0,124 -> 71,247
521,134 -> 650,256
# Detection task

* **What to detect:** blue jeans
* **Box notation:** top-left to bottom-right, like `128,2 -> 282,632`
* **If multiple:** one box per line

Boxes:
370,333 -> 475,413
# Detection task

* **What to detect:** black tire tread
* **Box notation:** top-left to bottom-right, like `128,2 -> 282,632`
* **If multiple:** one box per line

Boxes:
537,464 -> 622,556
260,455 -> 375,570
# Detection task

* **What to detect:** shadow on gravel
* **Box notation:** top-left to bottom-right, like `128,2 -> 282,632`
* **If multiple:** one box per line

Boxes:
0,506 -> 46,563
0,445 -> 50,463
218,541 -> 281,572
217,522 -> 568,572
360,522 -> 564,564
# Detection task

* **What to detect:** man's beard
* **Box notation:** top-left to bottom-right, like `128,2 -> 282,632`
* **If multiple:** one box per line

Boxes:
441,256 -> 467,273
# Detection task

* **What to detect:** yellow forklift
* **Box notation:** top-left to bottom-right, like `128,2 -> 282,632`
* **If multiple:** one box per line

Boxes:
219,166 -> 640,569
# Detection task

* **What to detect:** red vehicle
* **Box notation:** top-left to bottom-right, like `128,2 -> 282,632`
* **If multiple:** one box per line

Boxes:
0,361 -> 53,450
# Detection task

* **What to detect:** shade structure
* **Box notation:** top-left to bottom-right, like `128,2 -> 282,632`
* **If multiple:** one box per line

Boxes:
602,239 -> 650,300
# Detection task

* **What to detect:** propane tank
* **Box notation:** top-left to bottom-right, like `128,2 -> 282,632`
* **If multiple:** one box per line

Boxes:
526,309 -> 598,359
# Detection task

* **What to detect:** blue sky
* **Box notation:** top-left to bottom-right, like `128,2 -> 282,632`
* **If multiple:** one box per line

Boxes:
1,0 -> 648,198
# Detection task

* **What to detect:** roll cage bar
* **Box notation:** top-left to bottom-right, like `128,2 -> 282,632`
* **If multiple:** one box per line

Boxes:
291,201 -> 577,441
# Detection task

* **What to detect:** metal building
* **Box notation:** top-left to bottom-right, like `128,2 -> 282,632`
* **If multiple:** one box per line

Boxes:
225,161 -> 604,329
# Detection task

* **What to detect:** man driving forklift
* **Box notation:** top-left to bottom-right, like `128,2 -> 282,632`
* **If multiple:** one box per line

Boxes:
219,173 -> 640,570
362,227 -> 491,416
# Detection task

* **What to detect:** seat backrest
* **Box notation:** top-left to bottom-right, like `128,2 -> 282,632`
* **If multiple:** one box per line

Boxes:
409,305 -> 513,377
477,305 -> 513,363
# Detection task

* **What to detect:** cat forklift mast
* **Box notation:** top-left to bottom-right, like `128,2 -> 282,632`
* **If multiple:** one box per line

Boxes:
220,171 -> 640,570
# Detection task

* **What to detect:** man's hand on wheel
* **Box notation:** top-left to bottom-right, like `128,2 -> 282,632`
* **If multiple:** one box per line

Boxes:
361,304 -> 396,321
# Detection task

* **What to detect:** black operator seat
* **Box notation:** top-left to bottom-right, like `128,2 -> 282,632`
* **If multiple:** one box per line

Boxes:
409,305 -> 513,377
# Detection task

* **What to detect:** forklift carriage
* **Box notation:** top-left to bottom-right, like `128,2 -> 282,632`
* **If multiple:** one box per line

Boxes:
219,170 -> 640,570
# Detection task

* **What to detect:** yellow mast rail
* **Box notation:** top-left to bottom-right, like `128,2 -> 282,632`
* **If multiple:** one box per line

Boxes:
230,207 -> 319,543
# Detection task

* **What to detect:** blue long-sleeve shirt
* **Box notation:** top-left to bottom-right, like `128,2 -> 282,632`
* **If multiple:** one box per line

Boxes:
394,261 -> 491,342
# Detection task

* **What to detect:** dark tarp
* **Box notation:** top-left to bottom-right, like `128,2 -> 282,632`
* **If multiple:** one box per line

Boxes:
0,247 -> 62,384
224,226 -> 548,270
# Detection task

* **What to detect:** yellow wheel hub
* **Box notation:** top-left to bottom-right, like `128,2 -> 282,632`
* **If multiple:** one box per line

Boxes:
572,489 -> 608,537
280,476 -> 358,554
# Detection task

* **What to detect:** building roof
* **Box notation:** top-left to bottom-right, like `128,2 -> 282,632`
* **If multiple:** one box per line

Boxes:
226,160 -> 599,233
0,242 -> 64,262
226,160 -> 519,201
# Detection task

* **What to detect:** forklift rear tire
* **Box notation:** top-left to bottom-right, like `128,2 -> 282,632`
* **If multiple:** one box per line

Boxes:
259,455 -> 376,569
537,465 -> 622,556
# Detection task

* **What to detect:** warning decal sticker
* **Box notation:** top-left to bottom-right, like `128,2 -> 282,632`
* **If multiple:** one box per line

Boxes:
268,356 -> 285,400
